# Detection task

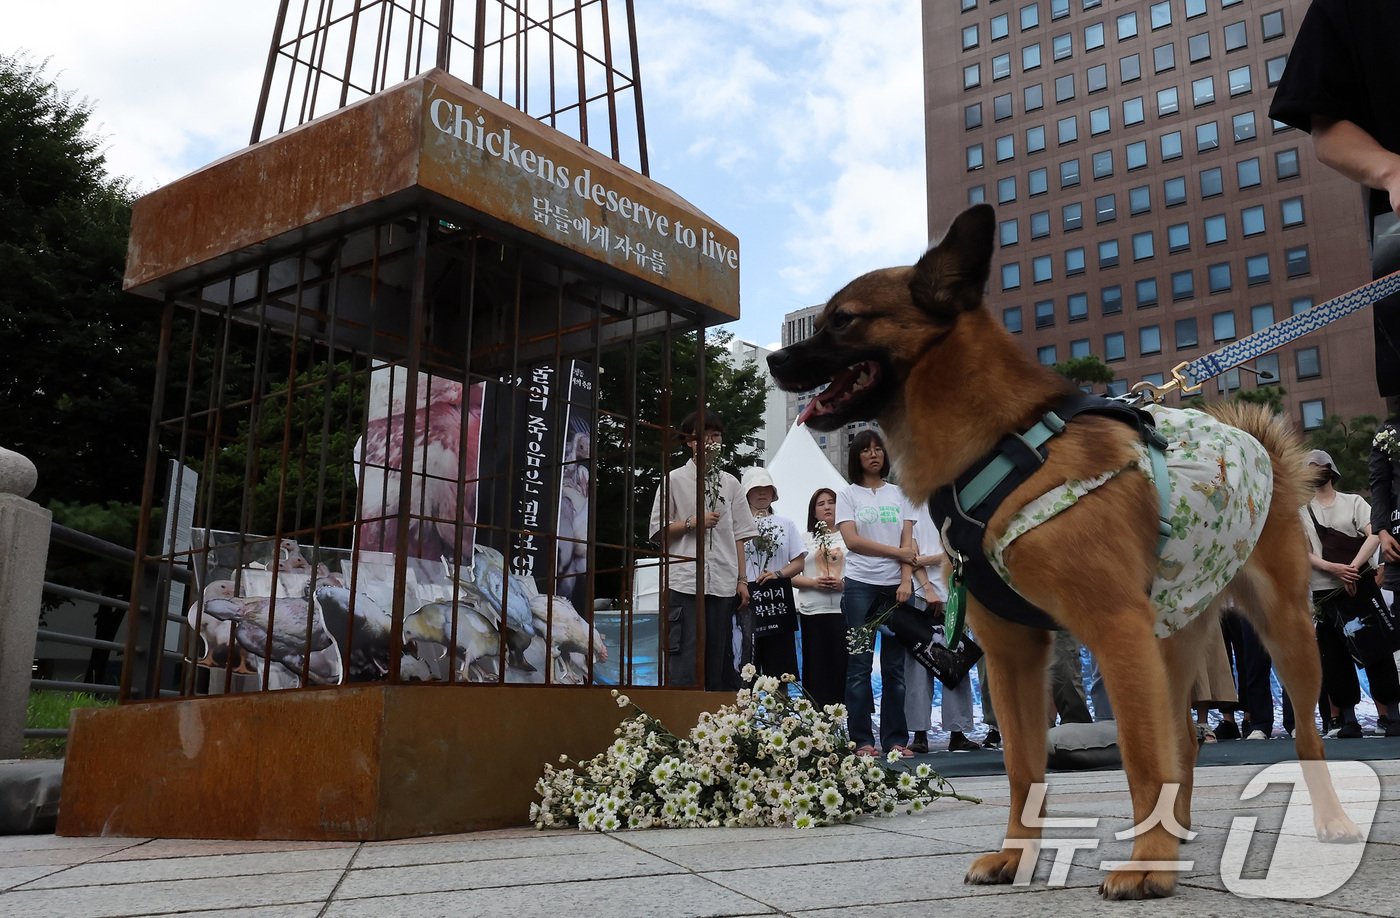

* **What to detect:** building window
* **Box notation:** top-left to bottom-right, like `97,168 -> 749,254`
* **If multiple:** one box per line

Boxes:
1059,115 -> 1079,144
1061,158 -> 1081,188
964,63 -> 981,89
1237,157 -> 1262,188
1228,64 -> 1253,96
1241,204 -> 1266,236
1233,111 -> 1257,142
1129,183 -> 1151,214
998,176 -> 1018,203
1004,306 -> 1023,333
1301,399 -> 1325,431
1053,31 -> 1073,60
1089,106 -> 1110,135
1066,246 -> 1086,275
1208,262 -> 1233,294
1188,31 -> 1211,62
1175,317 -> 1199,349
1099,238 -> 1120,267
1002,262 -> 1021,290
1296,346 -> 1321,379
1088,63 -> 1109,93
1033,256 -> 1053,283
1093,149 -> 1114,179
1276,147 -> 1300,179
1156,87 -> 1180,120
1192,76 -> 1215,107
1256,353 -> 1280,385
1250,303 -> 1275,332
967,144 -> 985,170
1136,276 -> 1159,307
1204,213 -> 1227,245
993,53 -> 1012,80
1035,299 -> 1055,327
1286,245 -> 1311,277
1029,211 -> 1050,240
969,185 -> 986,204
1154,42 -> 1176,73
1027,166 -> 1048,196
1023,43 -> 1043,70
1185,0 -> 1206,18
1026,83 -> 1045,111
1200,166 -> 1223,198
1121,54 -> 1142,85
962,24 -> 980,50
1117,11 -> 1138,40
1126,140 -> 1148,170
1217,369 -> 1242,394
1167,222 -> 1190,253
1063,201 -> 1084,230
1085,22 -> 1105,50
1139,325 -> 1162,355
1223,20 -> 1248,52
1096,194 -> 1117,223
962,0 -> 977,10
1021,2 -> 1041,31
1052,0 -> 1070,20
1000,218 -> 1020,247
1161,130 -> 1183,161
1068,291 -> 1088,320
992,13 -> 1010,41
1124,96 -> 1145,125
1150,1 -> 1172,30
1164,176 -> 1187,206
1262,10 -> 1285,41
1267,55 -> 1287,86
1196,121 -> 1220,152
1246,254 -> 1270,285
1281,196 -> 1305,227
1038,345 -> 1058,365
995,92 -> 1014,120
1055,73 -> 1076,103
1172,269 -> 1195,300
1027,125 -> 1047,154
965,102 -> 983,130
1105,331 -> 1126,361
1132,231 -> 1155,261
996,134 -> 1016,162
1212,310 -> 1236,341
1070,338 -> 1091,358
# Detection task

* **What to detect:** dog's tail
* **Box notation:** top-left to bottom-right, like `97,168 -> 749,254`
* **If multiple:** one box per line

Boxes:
1205,401 -> 1313,510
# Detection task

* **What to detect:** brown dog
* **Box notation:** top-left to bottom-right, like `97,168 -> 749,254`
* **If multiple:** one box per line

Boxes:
767,204 -> 1362,899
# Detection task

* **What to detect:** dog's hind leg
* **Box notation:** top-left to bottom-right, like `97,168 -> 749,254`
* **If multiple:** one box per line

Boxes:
1158,611 -> 1219,836
1081,599 -> 1185,900
1232,530 -> 1363,843
963,600 -> 1053,887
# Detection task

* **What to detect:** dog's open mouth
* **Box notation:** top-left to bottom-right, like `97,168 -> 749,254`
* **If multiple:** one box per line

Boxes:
797,360 -> 882,427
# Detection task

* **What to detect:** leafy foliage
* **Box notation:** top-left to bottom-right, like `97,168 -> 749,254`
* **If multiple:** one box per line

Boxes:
1052,355 -> 1114,386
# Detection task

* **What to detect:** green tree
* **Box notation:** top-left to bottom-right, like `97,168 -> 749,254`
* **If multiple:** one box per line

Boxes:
1052,355 -> 1114,386
1307,414 -> 1380,497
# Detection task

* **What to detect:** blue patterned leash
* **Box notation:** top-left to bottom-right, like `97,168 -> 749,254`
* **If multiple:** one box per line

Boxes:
1131,269 -> 1400,400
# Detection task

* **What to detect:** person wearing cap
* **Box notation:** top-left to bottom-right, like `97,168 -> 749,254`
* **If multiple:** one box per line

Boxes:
740,467 -> 805,682
1301,449 -> 1400,738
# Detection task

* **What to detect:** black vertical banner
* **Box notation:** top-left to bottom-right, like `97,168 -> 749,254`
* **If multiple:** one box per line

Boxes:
556,360 -> 596,609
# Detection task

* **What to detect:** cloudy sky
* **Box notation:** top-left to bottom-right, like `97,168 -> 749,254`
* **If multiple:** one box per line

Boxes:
9,0 -> 927,348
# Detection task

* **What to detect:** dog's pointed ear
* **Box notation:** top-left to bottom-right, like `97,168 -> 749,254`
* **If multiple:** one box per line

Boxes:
909,204 -> 995,322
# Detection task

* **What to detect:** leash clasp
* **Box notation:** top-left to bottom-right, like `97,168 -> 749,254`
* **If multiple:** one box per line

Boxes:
1130,360 -> 1202,403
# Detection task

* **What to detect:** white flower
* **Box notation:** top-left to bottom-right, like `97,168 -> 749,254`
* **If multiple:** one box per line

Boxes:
885,750 -> 902,764
615,694 -> 631,708
601,813 -> 620,831
794,813 -> 815,829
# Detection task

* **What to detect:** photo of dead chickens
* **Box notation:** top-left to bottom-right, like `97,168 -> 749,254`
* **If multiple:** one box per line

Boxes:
185,366 -> 609,691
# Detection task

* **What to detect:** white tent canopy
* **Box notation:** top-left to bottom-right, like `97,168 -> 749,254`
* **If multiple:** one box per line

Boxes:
764,421 -> 848,523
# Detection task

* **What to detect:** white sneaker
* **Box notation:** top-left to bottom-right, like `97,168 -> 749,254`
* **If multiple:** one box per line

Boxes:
1245,729 -> 1268,740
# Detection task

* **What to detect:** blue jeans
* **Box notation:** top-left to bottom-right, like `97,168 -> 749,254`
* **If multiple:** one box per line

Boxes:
842,578 -> 908,750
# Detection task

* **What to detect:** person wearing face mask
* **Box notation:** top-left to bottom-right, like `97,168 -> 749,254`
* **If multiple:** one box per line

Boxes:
790,487 -> 848,709
1300,449 -> 1400,737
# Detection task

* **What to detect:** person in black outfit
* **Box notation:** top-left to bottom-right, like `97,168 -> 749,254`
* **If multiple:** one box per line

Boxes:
1270,1 -> 1400,397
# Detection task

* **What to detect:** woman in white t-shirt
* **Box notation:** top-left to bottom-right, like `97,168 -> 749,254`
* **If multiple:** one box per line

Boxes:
836,430 -> 918,758
790,487 -> 847,709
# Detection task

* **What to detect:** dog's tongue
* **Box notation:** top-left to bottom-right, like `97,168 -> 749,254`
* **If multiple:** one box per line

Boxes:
797,363 -> 864,425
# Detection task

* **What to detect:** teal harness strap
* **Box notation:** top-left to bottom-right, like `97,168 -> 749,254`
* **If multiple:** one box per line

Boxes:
957,411 -> 1067,511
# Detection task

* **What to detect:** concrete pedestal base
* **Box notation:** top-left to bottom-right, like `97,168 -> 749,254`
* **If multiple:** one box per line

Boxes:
57,684 -> 725,840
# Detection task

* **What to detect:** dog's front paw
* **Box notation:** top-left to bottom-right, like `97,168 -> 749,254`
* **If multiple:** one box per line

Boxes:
965,849 -> 1023,885
1316,812 -> 1364,844
1099,867 -> 1176,900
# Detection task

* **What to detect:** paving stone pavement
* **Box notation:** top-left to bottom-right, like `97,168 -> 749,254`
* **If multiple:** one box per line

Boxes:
4,759 -> 1399,917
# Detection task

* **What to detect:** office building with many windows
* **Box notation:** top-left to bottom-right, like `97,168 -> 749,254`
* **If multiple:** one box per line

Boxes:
781,303 -> 872,475
925,0 -> 1383,431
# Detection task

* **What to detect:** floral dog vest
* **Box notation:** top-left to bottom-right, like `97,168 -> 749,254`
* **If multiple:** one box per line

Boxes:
989,405 -> 1273,638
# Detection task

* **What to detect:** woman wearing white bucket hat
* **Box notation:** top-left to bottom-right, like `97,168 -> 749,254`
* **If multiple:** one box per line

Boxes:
740,466 -> 805,682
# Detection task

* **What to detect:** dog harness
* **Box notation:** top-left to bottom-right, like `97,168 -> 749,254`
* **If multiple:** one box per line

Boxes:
930,398 -> 1271,637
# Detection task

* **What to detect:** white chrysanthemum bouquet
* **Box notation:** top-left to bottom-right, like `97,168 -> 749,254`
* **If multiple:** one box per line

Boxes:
532,666 -> 978,831
1375,426 -> 1400,460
